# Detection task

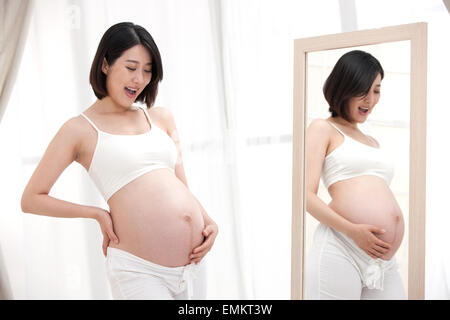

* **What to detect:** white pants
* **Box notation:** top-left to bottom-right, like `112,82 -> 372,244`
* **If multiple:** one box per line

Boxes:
105,247 -> 207,300
305,223 -> 406,300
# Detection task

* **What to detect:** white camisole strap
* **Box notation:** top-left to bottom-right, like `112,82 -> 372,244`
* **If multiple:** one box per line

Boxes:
80,106 -> 152,133
327,120 -> 378,147
80,113 -> 100,132
137,105 -> 154,130
327,120 -> 346,137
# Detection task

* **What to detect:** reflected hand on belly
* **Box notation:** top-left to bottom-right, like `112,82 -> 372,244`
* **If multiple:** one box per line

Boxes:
328,176 -> 405,260
347,223 -> 392,259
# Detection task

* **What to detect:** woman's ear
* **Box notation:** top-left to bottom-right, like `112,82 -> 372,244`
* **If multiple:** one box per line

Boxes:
101,58 -> 109,75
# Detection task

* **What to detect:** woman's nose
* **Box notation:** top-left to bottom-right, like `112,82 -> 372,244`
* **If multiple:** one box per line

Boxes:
364,93 -> 375,105
133,71 -> 144,84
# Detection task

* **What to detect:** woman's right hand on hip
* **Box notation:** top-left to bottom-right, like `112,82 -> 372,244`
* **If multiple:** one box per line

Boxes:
94,208 -> 119,257
349,224 -> 391,259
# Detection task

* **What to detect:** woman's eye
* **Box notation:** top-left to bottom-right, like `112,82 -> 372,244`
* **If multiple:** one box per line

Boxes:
127,67 -> 151,73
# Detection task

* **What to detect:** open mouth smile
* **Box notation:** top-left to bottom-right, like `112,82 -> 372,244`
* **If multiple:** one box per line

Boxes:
358,106 -> 369,115
124,86 -> 138,98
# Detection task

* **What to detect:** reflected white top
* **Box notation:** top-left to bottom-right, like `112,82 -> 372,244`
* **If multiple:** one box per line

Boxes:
321,121 -> 394,189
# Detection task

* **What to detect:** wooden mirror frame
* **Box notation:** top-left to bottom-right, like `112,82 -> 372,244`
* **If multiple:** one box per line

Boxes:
291,22 -> 427,300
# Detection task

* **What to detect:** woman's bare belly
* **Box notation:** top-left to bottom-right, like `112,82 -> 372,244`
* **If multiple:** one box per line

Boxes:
328,175 -> 404,260
107,169 -> 205,267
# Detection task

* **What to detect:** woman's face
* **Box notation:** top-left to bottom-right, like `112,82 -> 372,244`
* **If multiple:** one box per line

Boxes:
102,44 -> 152,108
347,73 -> 382,123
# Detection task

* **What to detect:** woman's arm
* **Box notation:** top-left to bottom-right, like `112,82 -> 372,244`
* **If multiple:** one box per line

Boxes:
306,119 -> 390,259
21,117 -> 119,255
21,118 -> 92,218
306,119 -> 355,235
152,107 -> 218,263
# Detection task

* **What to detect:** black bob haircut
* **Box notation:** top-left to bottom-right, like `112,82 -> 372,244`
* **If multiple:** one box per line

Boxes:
89,22 -> 163,108
323,50 -> 384,122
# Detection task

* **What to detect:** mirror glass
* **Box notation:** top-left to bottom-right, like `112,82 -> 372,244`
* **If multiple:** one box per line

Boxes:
304,40 -> 411,295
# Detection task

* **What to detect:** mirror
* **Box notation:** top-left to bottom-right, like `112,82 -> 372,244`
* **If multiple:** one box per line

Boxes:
306,41 -> 411,297
291,23 -> 427,300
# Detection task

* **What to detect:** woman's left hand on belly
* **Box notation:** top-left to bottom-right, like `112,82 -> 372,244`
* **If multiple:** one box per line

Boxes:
348,223 -> 392,259
190,221 -> 218,264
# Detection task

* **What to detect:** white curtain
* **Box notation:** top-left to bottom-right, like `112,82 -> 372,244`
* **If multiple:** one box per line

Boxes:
0,0 -> 32,121
0,0 -> 448,299
0,0 -> 33,300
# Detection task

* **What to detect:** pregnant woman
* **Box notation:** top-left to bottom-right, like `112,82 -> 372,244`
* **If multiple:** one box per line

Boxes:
20,22 -> 218,300
304,50 -> 405,300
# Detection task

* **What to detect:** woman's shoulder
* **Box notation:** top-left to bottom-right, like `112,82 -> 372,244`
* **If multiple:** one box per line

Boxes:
148,106 -> 174,120
56,113 -> 101,152
44,115 -> 87,159
307,118 -> 333,133
147,106 -> 176,130
69,113 -> 97,135
58,115 -> 87,134
306,118 -> 335,147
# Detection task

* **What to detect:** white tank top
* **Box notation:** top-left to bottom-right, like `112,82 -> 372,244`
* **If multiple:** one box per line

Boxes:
321,121 -> 394,189
80,106 -> 177,202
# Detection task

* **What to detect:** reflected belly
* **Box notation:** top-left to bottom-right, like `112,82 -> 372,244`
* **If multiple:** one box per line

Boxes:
328,176 -> 404,260
107,169 -> 205,267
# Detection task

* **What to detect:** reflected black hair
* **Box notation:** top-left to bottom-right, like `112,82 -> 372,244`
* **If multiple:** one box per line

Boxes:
323,50 -> 384,121
89,22 -> 163,108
